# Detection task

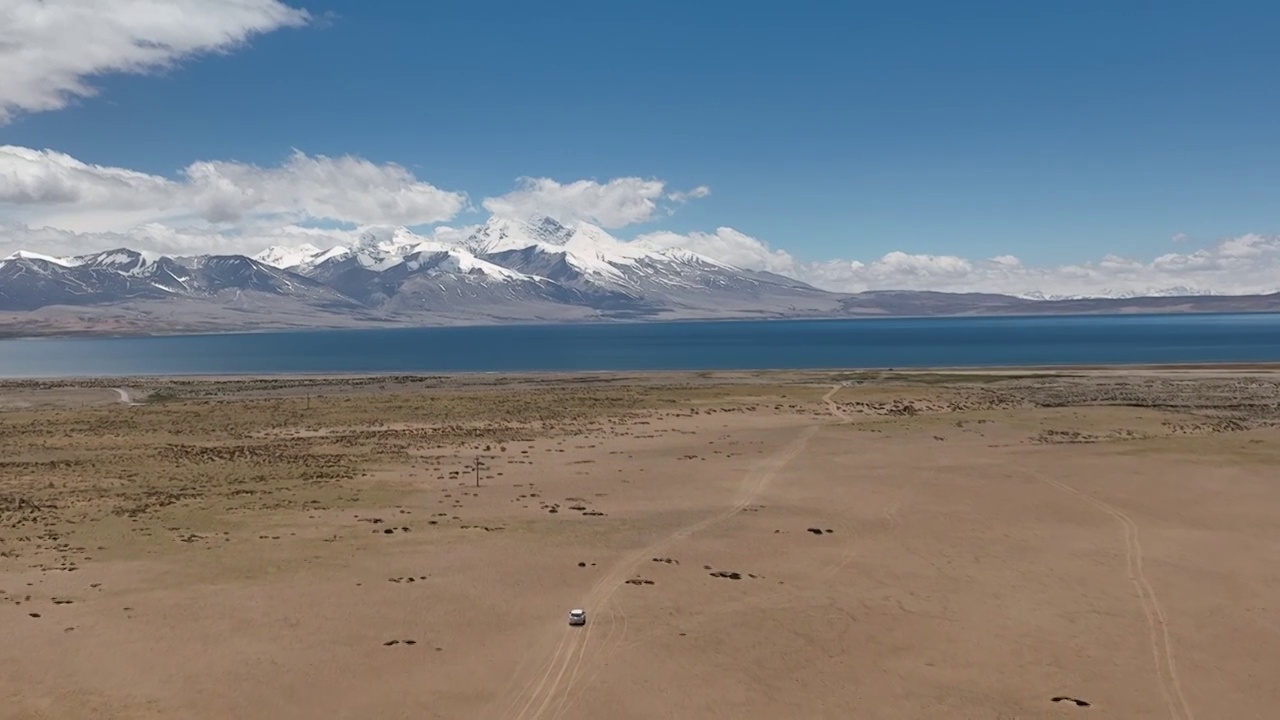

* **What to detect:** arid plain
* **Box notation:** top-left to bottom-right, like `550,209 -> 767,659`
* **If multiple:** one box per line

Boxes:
3,369 -> 1279,719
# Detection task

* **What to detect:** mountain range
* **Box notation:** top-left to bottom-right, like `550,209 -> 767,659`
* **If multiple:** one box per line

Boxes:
2,216 -> 1279,337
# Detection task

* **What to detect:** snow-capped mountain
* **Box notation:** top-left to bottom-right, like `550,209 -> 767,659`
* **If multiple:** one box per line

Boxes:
0,249 -> 182,310
461,217 -> 650,286
291,222 -> 642,314
5,215 -> 1280,336
1017,286 -> 1220,301
3,250 -> 76,266
253,243 -> 323,270
245,216 -> 838,316
73,248 -> 163,276
459,217 -> 835,313
0,216 -> 844,325
0,250 -> 357,313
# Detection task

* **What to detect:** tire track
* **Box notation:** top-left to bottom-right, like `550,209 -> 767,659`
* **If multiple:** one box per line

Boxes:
822,383 -> 849,420
548,594 -> 630,720
497,425 -> 819,720
1030,469 -> 1194,720
550,597 -> 628,720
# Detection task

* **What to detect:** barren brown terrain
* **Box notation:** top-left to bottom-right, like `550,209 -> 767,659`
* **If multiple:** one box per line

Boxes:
3,369 -> 1280,719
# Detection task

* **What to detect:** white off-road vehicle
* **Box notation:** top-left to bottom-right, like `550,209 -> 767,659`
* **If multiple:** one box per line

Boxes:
568,608 -> 586,626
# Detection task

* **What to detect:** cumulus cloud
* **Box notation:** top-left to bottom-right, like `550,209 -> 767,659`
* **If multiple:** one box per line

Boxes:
4,148 -> 1279,299
634,227 -> 797,274
0,220 -> 478,260
2,221 -> 314,259
184,152 -> 467,226
0,0 -> 309,123
667,185 -> 711,203
637,227 -> 1280,298
1,146 -> 468,231
481,177 -> 708,228
5,4 -> 1273,302
424,224 -> 482,246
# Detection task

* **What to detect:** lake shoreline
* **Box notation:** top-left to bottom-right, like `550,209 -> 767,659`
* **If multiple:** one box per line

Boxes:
5,362 -> 1280,385
4,307 -> 1280,342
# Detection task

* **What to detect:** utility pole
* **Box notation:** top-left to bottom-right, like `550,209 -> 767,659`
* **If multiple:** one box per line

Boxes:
474,455 -> 483,488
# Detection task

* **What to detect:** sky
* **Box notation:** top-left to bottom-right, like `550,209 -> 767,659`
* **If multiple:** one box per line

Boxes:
1,0 -> 1279,298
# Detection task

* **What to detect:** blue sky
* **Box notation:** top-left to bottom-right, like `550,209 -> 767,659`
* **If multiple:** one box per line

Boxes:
2,0 -> 1279,296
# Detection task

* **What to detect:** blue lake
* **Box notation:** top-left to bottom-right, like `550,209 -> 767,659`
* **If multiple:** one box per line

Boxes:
3,313 -> 1280,378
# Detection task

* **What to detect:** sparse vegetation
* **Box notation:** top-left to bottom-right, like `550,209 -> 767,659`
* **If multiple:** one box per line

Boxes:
4,370 -> 1280,719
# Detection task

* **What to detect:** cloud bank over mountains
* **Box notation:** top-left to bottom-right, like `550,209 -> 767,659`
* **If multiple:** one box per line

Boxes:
1,0 -> 1277,301
638,228 -> 1280,299
3,142 -> 1278,300
1,146 -> 468,232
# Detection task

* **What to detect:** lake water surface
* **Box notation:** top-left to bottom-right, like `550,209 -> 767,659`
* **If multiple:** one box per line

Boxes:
3,313 -> 1280,378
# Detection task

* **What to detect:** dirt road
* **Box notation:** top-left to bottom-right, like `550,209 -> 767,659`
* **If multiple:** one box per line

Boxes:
495,386 -> 845,720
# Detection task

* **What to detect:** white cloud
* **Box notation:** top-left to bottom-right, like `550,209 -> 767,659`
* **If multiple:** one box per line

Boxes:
636,227 -> 1280,298
0,0 -> 309,124
1,145 -> 468,231
424,224 -> 482,246
0,221 -> 479,260
184,152 -> 468,226
6,189 -> 1280,298
3,4 -> 1273,302
667,185 -> 711,203
4,149 -> 1279,299
1,222 -> 316,259
634,227 -> 797,274
481,177 -> 708,228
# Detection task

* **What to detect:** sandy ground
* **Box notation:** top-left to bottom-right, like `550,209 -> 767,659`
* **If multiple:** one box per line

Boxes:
3,370 -> 1280,719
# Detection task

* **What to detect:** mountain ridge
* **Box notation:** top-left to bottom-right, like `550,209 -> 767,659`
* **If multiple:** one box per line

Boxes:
3,216 -> 1279,337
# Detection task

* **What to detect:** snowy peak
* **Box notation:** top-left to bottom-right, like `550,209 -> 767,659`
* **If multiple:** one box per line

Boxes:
308,246 -> 351,265
651,246 -> 736,269
1017,285 -> 1219,301
285,226 -> 546,288
73,248 -> 167,277
352,226 -> 430,256
245,216 -> 738,292
402,247 -> 536,282
252,226 -> 436,273
462,216 -> 668,284
0,215 -> 844,319
461,216 -> 574,255
329,227 -> 451,272
564,222 -> 651,266
1,250 -> 77,267
254,243 -> 322,269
